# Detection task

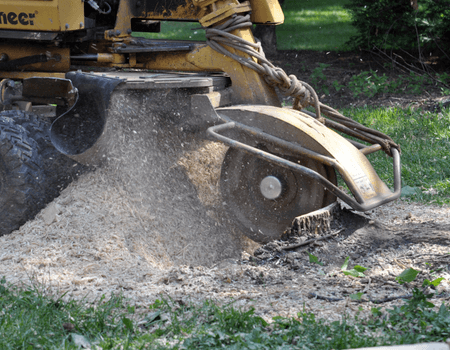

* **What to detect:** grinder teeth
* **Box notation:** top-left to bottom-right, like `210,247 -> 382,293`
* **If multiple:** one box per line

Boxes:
283,202 -> 339,239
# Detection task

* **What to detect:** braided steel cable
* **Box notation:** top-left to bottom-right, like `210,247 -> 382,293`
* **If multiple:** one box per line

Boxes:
204,14 -> 400,155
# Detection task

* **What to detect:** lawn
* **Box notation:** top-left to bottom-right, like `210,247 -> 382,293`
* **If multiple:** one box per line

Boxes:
2,272 -> 450,349
342,106 -> 450,205
277,0 -> 357,51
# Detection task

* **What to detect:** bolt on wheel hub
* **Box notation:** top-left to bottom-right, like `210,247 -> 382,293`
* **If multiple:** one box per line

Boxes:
260,175 -> 283,200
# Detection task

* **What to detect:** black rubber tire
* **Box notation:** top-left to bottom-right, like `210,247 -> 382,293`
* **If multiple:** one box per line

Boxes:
0,116 -> 47,236
220,147 -> 337,243
0,110 -> 86,202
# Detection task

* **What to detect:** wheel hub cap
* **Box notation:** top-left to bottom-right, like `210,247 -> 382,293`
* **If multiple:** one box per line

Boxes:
260,175 -> 283,200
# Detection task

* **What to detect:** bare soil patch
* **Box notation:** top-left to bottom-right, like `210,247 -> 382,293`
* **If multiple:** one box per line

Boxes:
269,49 -> 449,110
1,50 -> 450,322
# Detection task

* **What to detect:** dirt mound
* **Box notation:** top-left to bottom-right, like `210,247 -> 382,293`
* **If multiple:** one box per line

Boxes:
0,89 -> 252,299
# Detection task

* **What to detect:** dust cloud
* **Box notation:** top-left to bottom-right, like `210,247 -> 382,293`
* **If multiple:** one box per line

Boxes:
98,89 -> 247,267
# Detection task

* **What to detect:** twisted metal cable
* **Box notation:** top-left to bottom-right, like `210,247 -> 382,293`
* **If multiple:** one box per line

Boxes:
204,14 -> 400,155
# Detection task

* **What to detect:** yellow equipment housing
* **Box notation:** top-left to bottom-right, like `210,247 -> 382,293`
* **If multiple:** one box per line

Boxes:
0,0 -> 401,242
0,0 -> 282,31
0,0 -> 84,31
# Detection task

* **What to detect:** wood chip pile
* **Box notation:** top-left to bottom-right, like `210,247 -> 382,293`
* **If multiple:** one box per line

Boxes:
1,166 -> 450,322
1,90 -> 450,321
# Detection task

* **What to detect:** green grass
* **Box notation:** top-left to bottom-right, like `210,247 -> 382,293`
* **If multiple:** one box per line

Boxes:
2,276 -> 450,349
340,106 -> 450,204
0,278 -> 138,349
134,0 -> 356,51
277,0 -> 357,51
136,22 -> 206,41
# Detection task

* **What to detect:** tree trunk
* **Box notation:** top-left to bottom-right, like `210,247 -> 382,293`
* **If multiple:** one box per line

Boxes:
252,0 -> 285,56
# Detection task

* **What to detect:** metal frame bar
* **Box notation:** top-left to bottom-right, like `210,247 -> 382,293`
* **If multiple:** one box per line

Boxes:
207,121 -> 401,212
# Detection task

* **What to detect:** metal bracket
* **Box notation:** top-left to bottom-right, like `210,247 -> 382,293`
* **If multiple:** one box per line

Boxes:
207,121 -> 401,212
22,77 -> 78,107
197,1 -> 252,27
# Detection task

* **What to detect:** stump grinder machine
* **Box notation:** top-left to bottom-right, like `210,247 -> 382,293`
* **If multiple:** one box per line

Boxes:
0,0 -> 401,242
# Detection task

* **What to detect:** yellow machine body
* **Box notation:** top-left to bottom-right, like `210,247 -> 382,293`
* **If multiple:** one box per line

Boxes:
0,0 -> 282,31
0,0 -> 283,99
0,0 -> 401,240
0,0 -> 84,31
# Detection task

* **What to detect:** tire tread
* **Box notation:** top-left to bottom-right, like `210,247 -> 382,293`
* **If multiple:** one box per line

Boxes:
0,116 -> 46,236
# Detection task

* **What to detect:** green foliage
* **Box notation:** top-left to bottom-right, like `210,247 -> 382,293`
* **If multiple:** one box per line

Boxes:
311,63 -> 330,85
0,278 -> 136,349
332,79 -> 345,92
396,268 -> 421,284
437,72 -> 450,85
347,70 -> 432,98
349,292 -> 364,300
3,276 -> 450,349
341,256 -> 368,277
418,1 -> 450,54
345,0 -> 450,57
307,66 -> 439,98
423,278 -> 445,288
348,71 -> 390,98
311,63 -> 331,95
441,87 -> 450,96
364,271 -> 449,344
437,73 -> 450,95
147,298 -> 384,349
367,288 -> 439,341
308,252 -> 324,265
344,0 -> 416,50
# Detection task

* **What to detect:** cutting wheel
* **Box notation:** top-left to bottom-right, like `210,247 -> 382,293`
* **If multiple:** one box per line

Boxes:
220,147 -> 337,243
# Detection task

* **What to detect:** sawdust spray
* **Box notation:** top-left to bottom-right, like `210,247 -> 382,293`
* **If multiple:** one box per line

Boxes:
101,89 -> 247,267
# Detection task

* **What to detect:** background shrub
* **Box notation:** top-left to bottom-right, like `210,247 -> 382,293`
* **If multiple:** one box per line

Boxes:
345,0 -> 450,61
